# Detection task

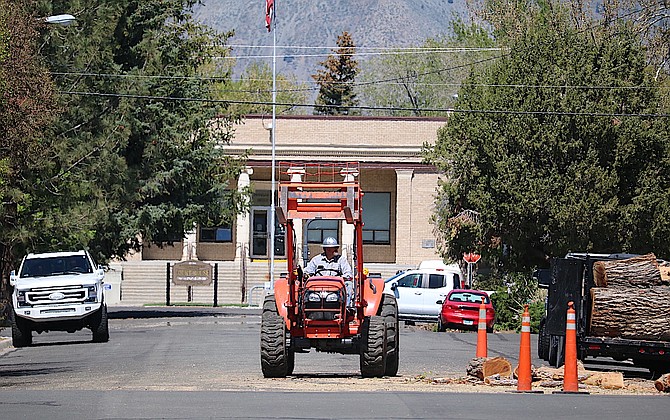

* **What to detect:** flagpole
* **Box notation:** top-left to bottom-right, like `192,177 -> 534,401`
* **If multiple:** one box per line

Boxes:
269,2 -> 277,290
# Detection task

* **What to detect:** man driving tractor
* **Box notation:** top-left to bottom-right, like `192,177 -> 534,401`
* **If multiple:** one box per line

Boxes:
304,236 -> 354,306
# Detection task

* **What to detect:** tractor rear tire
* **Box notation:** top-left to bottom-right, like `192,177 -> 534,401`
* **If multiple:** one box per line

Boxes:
11,311 -> 32,348
380,294 -> 399,376
360,315 -> 387,378
261,295 -> 291,378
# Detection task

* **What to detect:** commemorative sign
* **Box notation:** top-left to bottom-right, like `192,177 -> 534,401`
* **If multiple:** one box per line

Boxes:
172,260 -> 213,286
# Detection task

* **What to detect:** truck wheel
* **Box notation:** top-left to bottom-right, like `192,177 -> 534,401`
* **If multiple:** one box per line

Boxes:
11,311 -> 32,347
380,294 -> 399,376
260,295 -> 291,378
91,304 -> 110,343
360,315 -> 387,378
538,318 -> 549,360
548,335 -> 565,367
633,360 -> 670,377
548,335 -> 559,367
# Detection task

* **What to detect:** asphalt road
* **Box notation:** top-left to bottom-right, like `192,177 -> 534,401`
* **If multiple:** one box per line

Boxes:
0,306 -> 667,419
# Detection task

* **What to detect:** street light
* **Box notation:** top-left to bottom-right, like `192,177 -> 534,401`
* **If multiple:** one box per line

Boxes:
44,14 -> 76,26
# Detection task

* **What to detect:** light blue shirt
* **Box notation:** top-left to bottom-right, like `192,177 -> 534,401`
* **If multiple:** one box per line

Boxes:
305,253 -> 353,279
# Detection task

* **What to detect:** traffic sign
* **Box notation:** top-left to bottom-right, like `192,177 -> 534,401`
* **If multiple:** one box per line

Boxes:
463,252 -> 481,264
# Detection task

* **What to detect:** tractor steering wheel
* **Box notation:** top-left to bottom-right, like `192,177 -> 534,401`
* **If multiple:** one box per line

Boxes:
314,267 -> 342,277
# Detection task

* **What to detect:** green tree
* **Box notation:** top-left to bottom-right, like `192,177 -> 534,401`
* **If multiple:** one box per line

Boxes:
216,61 -> 309,116
425,1 -> 670,272
0,0 -> 62,317
358,20 -> 497,116
312,31 -> 359,115
14,0 -> 250,264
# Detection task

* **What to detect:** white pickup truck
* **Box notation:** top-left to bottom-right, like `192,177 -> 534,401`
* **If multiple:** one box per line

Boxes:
9,250 -> 109,347
383,262 -> 464,323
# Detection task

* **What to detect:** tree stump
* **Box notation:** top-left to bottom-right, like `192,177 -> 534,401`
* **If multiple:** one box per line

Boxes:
466,357 -> 512,380
654,373 -> 670,392
590,287 -> 670,341
593,253 -> 663,288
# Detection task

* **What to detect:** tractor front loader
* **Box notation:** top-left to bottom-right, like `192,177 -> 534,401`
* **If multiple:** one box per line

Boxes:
260,163 -> 399,378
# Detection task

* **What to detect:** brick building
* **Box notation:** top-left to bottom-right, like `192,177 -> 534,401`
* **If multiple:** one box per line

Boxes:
114,115 -> 448,305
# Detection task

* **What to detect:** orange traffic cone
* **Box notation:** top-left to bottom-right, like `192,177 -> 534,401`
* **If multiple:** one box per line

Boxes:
517,305 -> 533,391
508,305 -> 543,393
476,297 -> 488,358
554,301 -> 589,394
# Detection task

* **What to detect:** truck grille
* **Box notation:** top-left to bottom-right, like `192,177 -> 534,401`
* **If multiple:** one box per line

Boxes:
25,285 -> 88,305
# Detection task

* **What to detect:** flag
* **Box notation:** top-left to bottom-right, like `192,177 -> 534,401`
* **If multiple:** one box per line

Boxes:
265,0 -> 274,32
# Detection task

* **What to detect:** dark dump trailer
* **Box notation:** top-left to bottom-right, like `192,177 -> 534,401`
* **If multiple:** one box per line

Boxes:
536,253 -> 670,374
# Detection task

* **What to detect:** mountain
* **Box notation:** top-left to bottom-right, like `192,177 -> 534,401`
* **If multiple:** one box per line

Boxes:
192,0 -> 469,83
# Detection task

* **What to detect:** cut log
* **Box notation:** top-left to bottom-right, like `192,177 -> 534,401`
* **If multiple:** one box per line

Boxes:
484,374 -> 517,386
466,357 -> 512,380
582,372 -> 624,389
590,287 -> 670,341
593,253 -> 662,288
654,373 -> 670,392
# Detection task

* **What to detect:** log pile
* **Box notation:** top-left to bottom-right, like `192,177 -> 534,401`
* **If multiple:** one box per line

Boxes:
590,287 -> 670,340
466,358 -> 628,390
593,254 -> 663,287
590,253 -> 670,342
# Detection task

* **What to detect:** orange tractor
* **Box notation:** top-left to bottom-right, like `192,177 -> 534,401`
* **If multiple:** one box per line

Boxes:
260,163 -> 399,378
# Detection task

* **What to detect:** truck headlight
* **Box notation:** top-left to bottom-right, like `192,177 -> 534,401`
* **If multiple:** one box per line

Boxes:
86,285 -> 98,302
17,290 -> 28,306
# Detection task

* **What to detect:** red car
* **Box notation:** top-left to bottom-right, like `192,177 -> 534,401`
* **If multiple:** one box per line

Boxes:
438,289 -> 495,333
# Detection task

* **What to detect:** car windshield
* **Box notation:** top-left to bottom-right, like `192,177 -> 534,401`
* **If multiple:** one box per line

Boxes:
449,292 -> 489,304
20,255 -> 93,278
384,271 -> 407,284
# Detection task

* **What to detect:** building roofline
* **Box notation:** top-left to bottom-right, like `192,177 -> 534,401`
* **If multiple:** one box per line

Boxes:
240,114 -> 449,123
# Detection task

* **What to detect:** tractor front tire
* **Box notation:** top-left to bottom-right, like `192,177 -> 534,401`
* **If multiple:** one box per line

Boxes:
11,311 -> 32,347
261,295 -> 291,378
380,294 -> 399,376
360,315 -> 387,378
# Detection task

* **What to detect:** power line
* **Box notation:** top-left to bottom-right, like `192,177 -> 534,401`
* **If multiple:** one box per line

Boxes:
222,47 -> 505,61
51,71 -> 668,92
59,90 -> 670,118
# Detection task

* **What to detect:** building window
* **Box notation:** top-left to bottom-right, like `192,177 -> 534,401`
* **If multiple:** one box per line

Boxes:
306,219 -> 339,244
362,192 -> 391,244
199,225 -> 233,243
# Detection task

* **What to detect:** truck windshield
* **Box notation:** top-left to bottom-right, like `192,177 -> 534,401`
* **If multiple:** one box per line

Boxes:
20,255 -> 93,278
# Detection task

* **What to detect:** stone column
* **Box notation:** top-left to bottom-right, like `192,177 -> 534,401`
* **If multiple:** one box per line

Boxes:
182,225 -> 197,260
395,169 -> 414,265
235,167 -> 253,261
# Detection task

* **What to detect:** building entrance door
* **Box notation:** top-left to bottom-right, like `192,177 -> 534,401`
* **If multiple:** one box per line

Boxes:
250,207 -> 285,259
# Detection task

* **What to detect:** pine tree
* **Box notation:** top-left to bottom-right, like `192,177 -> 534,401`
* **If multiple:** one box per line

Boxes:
312,31 -> 359,115
7,0 -> 250,264
426,1 -> 670,271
